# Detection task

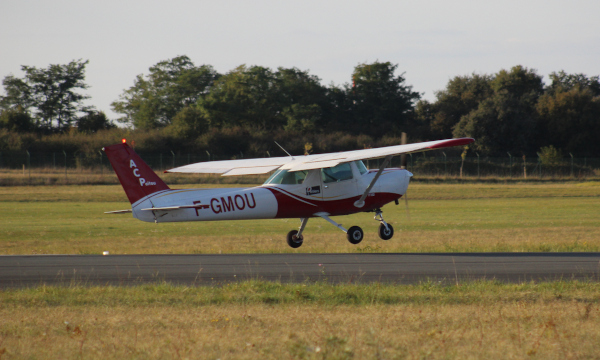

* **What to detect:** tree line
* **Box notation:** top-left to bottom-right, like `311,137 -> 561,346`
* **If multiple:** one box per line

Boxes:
1,56 -> 599,158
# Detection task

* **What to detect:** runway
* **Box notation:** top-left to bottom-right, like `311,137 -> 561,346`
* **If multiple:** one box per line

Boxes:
1,253 -> 599,287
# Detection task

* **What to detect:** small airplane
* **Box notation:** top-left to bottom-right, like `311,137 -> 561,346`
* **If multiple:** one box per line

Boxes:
103,137 -> 474,248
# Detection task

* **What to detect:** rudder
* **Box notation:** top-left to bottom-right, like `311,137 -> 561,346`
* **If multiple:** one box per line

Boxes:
103,142 -> 170,204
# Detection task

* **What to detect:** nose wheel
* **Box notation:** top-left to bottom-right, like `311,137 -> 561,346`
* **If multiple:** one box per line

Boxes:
286,230 -> 304,248
374,209 -> 394,240
378,223 -> 394,240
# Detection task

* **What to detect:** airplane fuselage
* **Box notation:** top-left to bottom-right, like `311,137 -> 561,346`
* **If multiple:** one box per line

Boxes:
133,167 -> 412,223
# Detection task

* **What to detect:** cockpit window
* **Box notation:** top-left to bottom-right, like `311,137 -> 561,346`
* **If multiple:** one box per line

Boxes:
321,163 -> 353,183
264,169 -> 307,185
355,160 -> 368,175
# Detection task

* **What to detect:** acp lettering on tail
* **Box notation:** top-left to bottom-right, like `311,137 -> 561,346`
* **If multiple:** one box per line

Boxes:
129,159 -> 155,186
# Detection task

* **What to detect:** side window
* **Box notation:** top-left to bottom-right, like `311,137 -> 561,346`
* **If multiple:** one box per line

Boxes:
321,163 -> 353,183
355,160 -> 368,175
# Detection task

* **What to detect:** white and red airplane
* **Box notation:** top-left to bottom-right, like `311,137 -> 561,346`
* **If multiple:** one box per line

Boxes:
103,137 -> 474,248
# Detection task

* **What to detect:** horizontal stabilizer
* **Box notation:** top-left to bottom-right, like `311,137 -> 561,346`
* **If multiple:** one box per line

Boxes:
104,209 -> 133,214
140,204 -> 210,212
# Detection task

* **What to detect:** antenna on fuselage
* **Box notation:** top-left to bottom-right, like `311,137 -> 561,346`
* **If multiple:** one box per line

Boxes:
274,141 -> 295,160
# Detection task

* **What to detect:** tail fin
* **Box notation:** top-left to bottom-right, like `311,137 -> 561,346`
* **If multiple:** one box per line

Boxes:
103,143 -> 170,204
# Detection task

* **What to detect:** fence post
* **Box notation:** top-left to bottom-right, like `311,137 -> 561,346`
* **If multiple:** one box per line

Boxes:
442,152 -> 447,176
266,151 -> 270,158
188,153 -> 190,165
159,153 -> 163,169
476,153 -> 480,178
507,152 -> 512,178
537,152 -> 542,178
26,150 -> 31,181
63,150 -> 67,180
99,150 -> 103,175
523,155 -> 527,179
171,151 -> 175,169
569,153 -> 574,177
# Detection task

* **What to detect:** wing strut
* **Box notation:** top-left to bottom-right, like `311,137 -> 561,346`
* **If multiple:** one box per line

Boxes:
354,155 -> 393,208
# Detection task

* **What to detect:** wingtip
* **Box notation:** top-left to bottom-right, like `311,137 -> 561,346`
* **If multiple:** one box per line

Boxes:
427,138 -> 475,149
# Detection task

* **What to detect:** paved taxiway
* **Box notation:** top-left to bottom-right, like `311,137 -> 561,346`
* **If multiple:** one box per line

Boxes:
1,253 -> 599,287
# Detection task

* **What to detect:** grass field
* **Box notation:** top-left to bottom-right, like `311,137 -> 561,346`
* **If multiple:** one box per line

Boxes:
1,281 -> 600,359
1,182 -> 599,254
2,182 -> 600,358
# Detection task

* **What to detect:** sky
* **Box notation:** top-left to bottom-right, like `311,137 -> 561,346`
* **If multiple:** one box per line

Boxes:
1,0 -> 599,120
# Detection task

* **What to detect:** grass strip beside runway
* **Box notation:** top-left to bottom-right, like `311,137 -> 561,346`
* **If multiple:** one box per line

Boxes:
1,183 -> 599,254
1,281 -> 599,359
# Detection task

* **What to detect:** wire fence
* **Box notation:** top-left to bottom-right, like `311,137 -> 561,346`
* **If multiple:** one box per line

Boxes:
0,150 -> 598,179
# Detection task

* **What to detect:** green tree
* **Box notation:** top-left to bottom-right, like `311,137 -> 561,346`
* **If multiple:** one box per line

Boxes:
547,70 -> 600,96
112,55 -> 219,129
198,65 -> 280,129
323,85 -> 353,133
491,65 -> 544,100
76,110 -> 114,134
1,60 -> 91,131
275,67 -> 328,109
536,86 -> 600,156
283,103 -> 322,132
416,73 -> 493,139
347,62 -> 420,137
538,145 -> 563,165
199,66 -> 328,131
166,106 -> 209,140
453,66 -> 544,155
0,106 -> 34,132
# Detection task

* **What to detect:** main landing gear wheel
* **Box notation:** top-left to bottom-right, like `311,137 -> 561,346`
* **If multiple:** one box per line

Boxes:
346,226 -> 364,244
286,230 -> 304,248
378,223 -> 394,240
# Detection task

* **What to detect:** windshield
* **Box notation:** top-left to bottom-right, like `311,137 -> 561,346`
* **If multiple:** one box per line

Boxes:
264,169 -> 308,185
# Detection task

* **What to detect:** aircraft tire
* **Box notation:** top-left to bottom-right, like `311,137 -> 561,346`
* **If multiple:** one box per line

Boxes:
378,223 -> 394,240
346,226 -> 364,244
286,230 -> 304,248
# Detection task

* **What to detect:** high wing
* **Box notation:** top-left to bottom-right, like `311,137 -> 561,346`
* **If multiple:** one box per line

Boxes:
165,138 -> 474,176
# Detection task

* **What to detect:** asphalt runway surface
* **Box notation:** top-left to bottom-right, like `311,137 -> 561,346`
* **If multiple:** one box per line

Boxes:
1,253 -> 600,288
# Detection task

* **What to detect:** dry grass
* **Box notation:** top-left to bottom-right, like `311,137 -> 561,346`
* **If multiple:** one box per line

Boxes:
1,281 -> 600,359
2,167 -> 599,186
5,227 -> 598,256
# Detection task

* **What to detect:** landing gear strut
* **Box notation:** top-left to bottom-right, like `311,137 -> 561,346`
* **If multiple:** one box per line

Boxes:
286,218 -> 308,248
286,212 -> 370,248
374,208 -> 394,240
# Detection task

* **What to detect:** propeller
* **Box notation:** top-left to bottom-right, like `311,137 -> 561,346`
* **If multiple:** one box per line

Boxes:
400,132 -> 411,220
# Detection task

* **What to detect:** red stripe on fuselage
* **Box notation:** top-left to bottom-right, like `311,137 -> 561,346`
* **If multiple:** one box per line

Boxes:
266,187 -> 400,218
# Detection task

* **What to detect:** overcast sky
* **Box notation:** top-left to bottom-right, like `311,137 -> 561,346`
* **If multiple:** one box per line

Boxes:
1,0 -> 599,119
